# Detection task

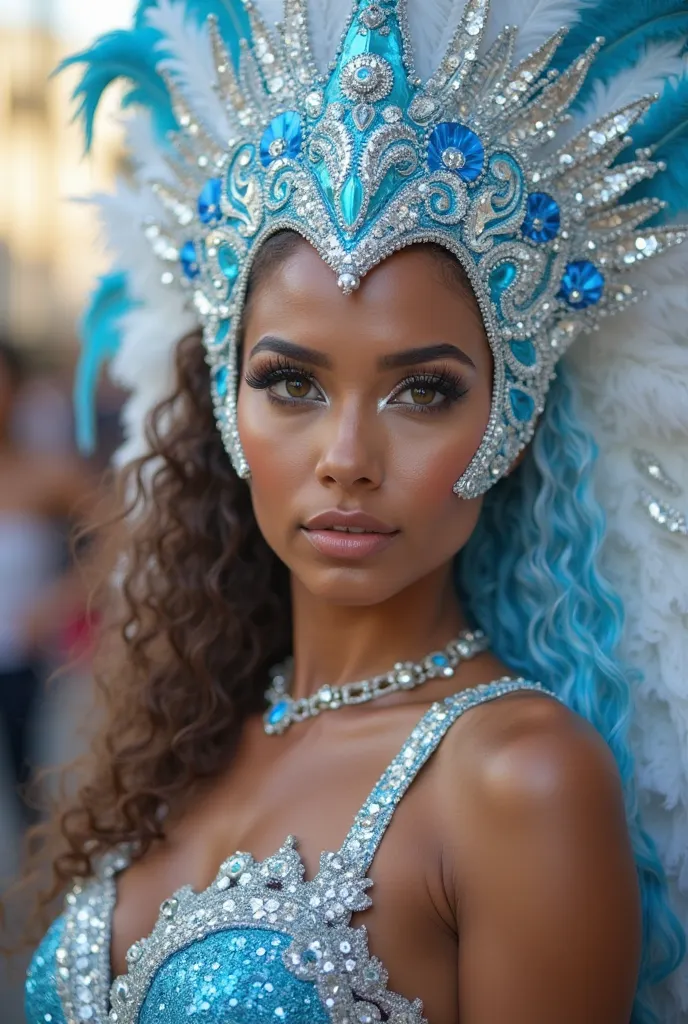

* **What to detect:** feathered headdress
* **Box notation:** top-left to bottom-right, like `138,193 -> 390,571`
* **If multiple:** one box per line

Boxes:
63,0 -> 688,1010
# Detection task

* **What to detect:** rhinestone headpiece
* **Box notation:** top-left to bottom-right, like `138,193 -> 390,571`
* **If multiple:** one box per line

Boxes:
145,0 -> 684,497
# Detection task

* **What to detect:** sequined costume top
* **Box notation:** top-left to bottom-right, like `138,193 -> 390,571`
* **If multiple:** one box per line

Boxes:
26,678 -> 555,1024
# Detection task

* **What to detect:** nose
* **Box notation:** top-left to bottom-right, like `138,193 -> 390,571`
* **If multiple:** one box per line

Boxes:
314,397 -> 384,493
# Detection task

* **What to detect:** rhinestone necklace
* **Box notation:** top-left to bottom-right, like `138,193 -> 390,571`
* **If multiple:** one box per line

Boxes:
263,629 -> 490,735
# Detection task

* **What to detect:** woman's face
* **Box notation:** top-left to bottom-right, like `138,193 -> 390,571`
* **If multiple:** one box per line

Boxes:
238,239 -> 493,606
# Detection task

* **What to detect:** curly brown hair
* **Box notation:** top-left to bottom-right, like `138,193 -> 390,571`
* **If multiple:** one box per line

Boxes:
9,234 -> 478,946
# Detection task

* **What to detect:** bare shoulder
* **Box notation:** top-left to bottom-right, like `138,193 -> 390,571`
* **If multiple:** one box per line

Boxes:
428,690 -> 641,1021
434,687 -> 626,838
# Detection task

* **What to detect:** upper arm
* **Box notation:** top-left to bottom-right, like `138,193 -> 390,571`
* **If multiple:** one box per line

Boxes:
444,697 -> 641,1024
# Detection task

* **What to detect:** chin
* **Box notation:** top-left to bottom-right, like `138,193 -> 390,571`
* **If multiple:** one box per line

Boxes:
294,565 -> 403,607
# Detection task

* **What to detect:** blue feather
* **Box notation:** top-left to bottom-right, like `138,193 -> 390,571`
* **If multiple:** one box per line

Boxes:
626,74 -> 688,219
57,28 -> 176,151
554,0 -> 688,107
74,273 -> 137,453
59,0 -> 251,152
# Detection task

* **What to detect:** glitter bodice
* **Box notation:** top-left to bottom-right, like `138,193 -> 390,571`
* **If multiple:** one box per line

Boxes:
26,679 -> 555,1024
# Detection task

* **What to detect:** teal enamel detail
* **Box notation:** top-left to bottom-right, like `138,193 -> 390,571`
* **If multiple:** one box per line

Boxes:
510,388 -> 535,422
489,262 -> 517,303
509,340 -> 537,366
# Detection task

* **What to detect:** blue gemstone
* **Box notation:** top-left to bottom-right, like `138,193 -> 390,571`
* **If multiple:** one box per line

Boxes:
509,339 -> 537,367
510,388 -> 535,422
522,192 -> 560,243
180,240 -> 200,280
260,110 -> 303,167
198,178 -> 223,225
427,122 -> 484,182
218,245 -> 239,285
489,261 -> 517,302
213,365 -> 228,399
558,260 -> 605,309
431,654 -> 449,667
267,700 -> 290,726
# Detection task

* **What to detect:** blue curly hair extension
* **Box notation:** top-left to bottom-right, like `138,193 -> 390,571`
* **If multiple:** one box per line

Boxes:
457,366 -> 685,1022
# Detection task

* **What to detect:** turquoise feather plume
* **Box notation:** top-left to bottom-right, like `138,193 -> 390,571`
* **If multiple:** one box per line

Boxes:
58,28 -> 177,152
59,0 -> 251,154
554,0 -> 688,106
63,0 -> 251,449
74,273 -> 137,454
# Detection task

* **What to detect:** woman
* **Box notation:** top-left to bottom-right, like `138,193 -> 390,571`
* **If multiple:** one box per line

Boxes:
21,1 -> 688,1022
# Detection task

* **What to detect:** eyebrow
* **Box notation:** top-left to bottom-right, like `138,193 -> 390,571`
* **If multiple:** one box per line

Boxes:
250,337 -> 476,371
380,343 -> 476,370
250,337 -> 332,368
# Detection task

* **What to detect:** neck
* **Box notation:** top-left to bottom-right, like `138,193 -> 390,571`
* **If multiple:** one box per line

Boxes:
287,564 -> 468,701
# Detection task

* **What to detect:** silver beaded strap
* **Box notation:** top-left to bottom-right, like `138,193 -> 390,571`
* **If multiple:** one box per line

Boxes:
263,630 -> 490,735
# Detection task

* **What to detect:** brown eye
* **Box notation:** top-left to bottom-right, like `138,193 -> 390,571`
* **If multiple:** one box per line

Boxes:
285,378 -> 311,398
410,385 -> 437,406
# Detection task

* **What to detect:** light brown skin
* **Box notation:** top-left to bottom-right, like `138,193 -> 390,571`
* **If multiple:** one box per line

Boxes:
110,242 -> 642,1023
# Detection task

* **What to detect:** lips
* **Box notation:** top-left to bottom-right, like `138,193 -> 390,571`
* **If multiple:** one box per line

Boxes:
303,510 -> 397,534
301,510 -> 399,561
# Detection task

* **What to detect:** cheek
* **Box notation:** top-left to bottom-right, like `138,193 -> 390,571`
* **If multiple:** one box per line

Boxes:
237,386 -> 309,542
387,393 -> 491,544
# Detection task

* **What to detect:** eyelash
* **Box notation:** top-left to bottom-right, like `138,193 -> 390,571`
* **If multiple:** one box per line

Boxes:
244,356 -> 470,414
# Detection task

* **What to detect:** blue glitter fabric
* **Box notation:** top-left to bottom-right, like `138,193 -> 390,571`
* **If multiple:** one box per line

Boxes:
25,679 -> 556,1024
25,915 -> 68,1024
138,929 -> 329,1022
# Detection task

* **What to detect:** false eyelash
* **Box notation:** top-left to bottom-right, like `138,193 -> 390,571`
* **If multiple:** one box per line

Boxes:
244,355 -> 318,392
388,366 -> 470,412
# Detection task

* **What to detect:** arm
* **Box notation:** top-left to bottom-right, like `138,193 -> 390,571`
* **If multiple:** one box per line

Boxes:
448,697 -> 641,1023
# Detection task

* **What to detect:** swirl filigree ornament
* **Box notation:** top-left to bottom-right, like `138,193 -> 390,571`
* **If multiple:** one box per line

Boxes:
142,0 -> 685,498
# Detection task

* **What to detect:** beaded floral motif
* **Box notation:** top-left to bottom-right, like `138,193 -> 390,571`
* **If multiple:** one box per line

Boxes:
50,679 -> 556,1024
140,0 -> 685,497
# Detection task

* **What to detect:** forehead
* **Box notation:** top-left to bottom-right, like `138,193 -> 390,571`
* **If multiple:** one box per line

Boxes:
243,239 -> 489,366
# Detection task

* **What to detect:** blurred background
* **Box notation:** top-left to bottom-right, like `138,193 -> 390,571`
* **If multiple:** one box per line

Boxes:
0,1 -> 136,1018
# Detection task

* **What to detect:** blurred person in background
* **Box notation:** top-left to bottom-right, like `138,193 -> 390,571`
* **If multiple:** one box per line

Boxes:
0,337 -> 93,827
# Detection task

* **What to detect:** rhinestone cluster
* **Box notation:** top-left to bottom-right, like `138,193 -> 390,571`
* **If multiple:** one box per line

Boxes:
634,449 -> 687,538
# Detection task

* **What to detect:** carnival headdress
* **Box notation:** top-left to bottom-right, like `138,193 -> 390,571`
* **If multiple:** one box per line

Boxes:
65,0 -> 688,1011
74,0 -> 685,497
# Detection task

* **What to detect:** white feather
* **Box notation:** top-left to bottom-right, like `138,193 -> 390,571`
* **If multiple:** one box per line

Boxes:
254,0 -> 284,26
579,39 -> 686,125
569,241 -> 688,1013
120,110 -> 176,185
482,0 -> 594,61
406,0 -> 459,80
144,0 -> 234,141
304,0 -> 351,74
408,0 -> 593,83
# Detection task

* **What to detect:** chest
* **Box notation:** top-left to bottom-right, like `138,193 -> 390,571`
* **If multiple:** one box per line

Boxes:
110,721 -> 458,1016
32,679 -> 554,1024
